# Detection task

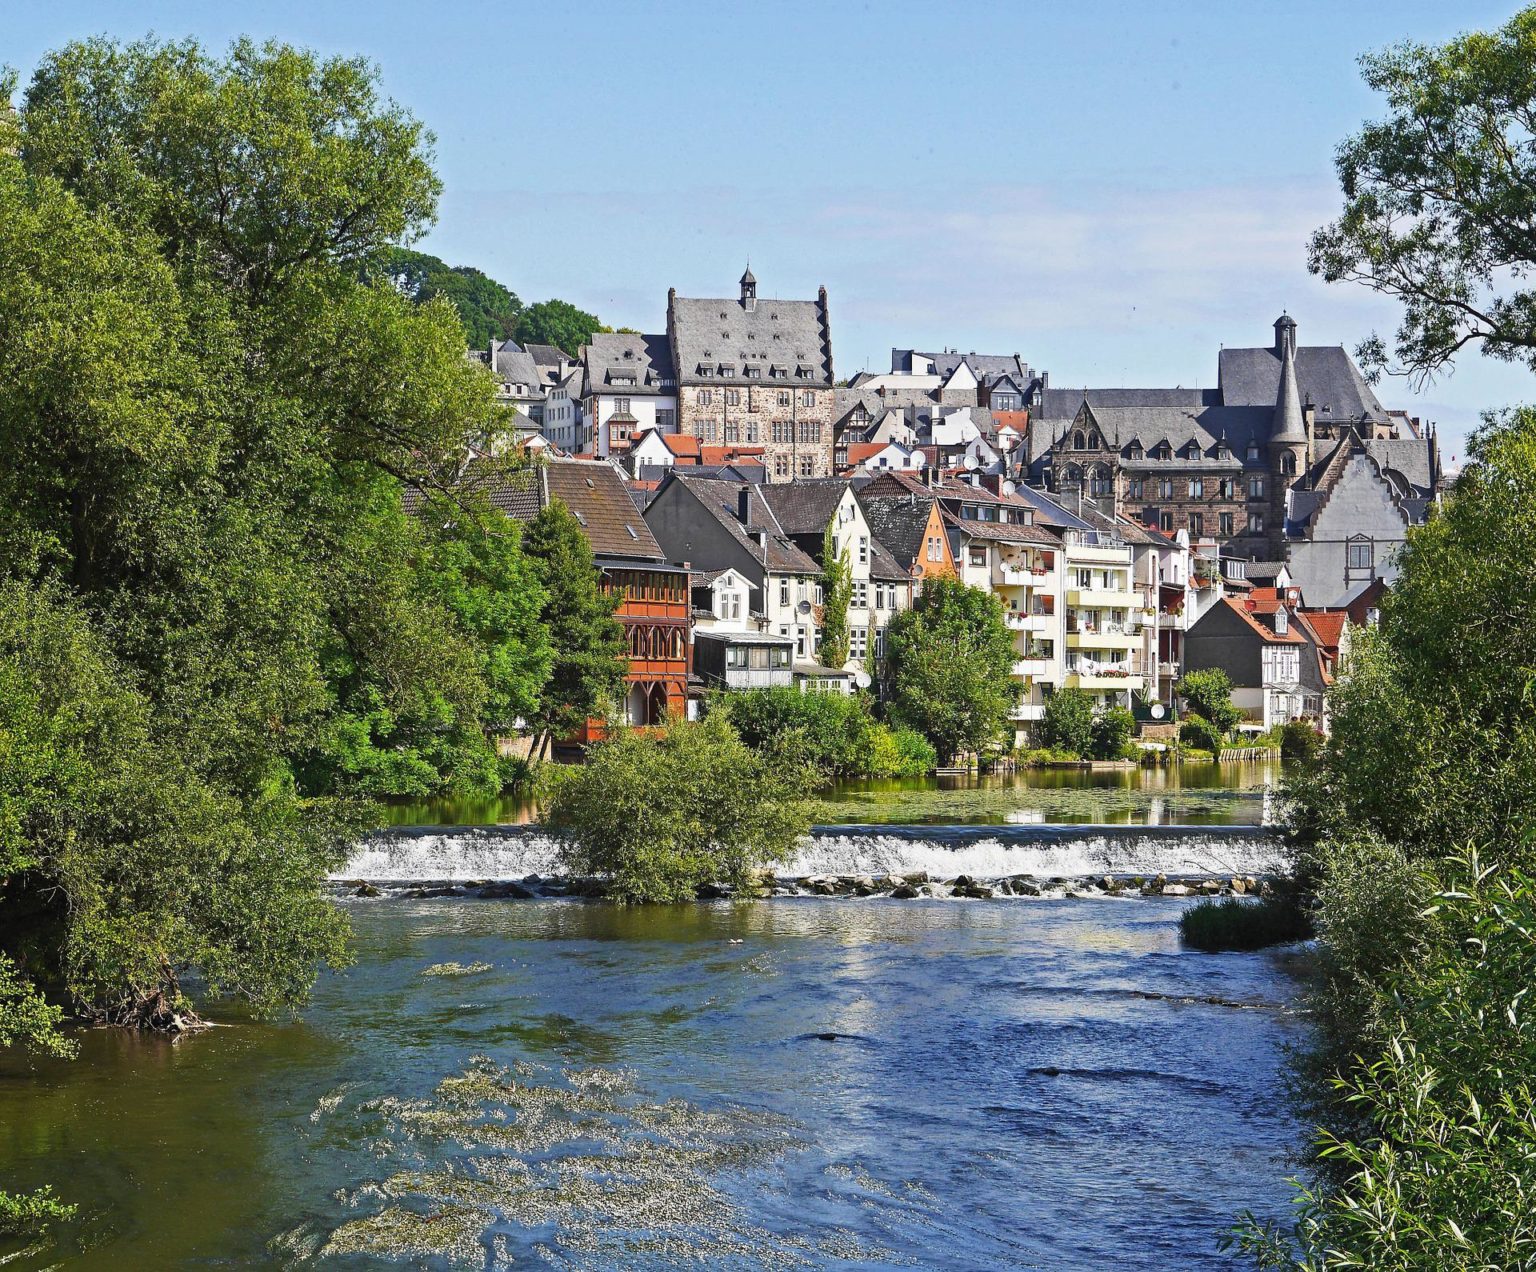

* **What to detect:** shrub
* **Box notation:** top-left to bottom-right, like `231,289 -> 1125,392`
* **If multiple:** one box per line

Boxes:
1040,687 -> 1093,757
1280,719 -> 1323,761
860,725 -> 937,778
1179,896 -> 1313,951
1176,668 -> 1243,735
1019,746 -> 1082,766
548,715 -> 813,902
1089,706 -> 1135,759
0,1187 -> 75,1237
1180,716 -> 1224,754
715,689 -> 934,779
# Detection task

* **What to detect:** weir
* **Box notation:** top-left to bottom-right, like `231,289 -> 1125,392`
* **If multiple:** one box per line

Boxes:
338,823 -> 1287,884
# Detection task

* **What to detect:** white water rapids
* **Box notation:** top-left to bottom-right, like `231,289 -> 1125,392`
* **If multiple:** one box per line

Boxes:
337,824 -> 1287,883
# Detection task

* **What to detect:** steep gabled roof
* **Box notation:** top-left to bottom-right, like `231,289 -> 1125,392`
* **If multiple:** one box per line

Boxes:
653,474 -> 820,575
757,479 -> 852,535
668,283 -> 833,387
858,495 -> 937,570
542,460 -> 665,559
1219,344 -> 1386,421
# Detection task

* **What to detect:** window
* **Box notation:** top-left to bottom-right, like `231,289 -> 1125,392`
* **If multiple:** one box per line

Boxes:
772,421 -> 788,443
698,389 -> 713,406
612,397 -> 631,414
926,536 -> 943,563
1188,512 -> 1203,536
1160,510 -> 1174,532
1153,443 -> 1171,460
1127,477 -> 1144,500
726,389 -> 741,406
699,421 -> 718,442
779,579 -> 790,607
774,455 -> 789,477
857,535 -> 868,565
850,628 -> 868,660
1159,478 -> 1174,499
657,409 -> 675,429
726,645 -> 748,669
1090,467 -> 1113,497
801,391 -> 816,408
874,630 -> 885,661
1282,451 -> 1298,475
770,646 -> 790,668
852,581 -> 868,608
1219,511 -> 1234,537
1248,475 -> 1266,499
746,422 -> 759,443
1076,568 -> 1093,588
969,546 -> 986,567
724,422 -> 740,443
799,455 -> 815,476
798,421 -> 822,443
1189,478 -> 1204,498
1348,538 -> 1374,571
1073,431 -> 1086,450
778,391 -> 791,407
1248,511 -> 1265,535
1219,478 -> 1236,499
1247,441 -> 1260,461
874,584 -> 887,611
1127,442 -> 1144,460
718,589 -> 742,621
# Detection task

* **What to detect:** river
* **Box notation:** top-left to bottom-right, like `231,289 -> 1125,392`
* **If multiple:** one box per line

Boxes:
0,763 -> 1304,1270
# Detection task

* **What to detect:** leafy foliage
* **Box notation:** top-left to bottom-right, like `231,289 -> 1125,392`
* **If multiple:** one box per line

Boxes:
0,1187 -> 75,1238
1088,706 -> 1135,760
715,688 -> 934,779
818,525 -> 852,669
1179,895 -> 1312,952
1309,9 -> 1536,383
1040,687 -> 1094,758
1176,668 -> 1242,737
515,298 -> 606,357
547,716 -> 814,902
519,499 -> 627,751
885,576 -> 1018,764
375,246 -> 522,347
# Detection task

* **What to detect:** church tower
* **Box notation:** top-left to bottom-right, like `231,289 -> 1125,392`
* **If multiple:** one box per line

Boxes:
1267,313 -> 1307,553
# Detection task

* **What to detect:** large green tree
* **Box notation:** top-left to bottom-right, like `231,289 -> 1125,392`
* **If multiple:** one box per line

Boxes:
520,499 -> 627,755
376,246 -> 523,347
0,35 -> 525,1043
817,525 -> 852,669
515,298 -> 606,356
1310,8 -> 1536,383
884,576 -> 1018,764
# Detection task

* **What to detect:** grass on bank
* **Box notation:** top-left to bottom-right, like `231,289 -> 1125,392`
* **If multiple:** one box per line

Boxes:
1180,895 -> 1314,951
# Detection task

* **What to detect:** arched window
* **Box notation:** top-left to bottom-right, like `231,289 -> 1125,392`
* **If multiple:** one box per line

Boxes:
1281,451 -> 1297,475
1073,431 -> 1086,450
1090,466 -> 1113,497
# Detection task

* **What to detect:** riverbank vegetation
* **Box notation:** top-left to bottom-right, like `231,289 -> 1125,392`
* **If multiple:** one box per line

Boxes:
1179,894 -> 1312,953
1232,8 -> 1536,1248
715,688 -> 935,779
547,716 -> 814,902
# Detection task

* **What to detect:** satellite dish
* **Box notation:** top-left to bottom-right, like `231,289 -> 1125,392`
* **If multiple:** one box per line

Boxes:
797,600 -> 812,615
1002,480 -> 1017,496
853,669 -> 873,690
963,454 -> 978,470
1151,703 -> 1166,719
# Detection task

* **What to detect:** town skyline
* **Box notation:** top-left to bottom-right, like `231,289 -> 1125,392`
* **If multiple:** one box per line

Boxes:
9,0 -> 1529,464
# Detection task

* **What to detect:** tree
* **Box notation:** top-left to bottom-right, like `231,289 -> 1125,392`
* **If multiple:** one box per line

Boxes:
515,298 -> 605,357
548,715 -> 813,902
715,688 -> 934,778
0,35 -> 511,1038
1175,668 -> 1242,737
818,525 -> 852,669
376,246 -> 522,347
519,498 -> 627,754
884,576 -> 1018,764
1309,9 -> 1536,383
1088,705 -> 1135,760
1040,687 -> 1093,757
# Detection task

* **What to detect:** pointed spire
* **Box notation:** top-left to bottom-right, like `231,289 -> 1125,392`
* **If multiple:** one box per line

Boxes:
1271,330 -> 1306,445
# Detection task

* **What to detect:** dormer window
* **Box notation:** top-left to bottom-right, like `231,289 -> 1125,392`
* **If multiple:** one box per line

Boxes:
1127,442 -> 1144,460
1247,441 -> 1260,461
698,364 -> 714,377
1153,443 -> 1171,461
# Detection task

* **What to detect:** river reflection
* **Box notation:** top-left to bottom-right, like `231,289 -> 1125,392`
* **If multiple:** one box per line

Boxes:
1,896 -> 1304,1270
382,760 -> 1286,829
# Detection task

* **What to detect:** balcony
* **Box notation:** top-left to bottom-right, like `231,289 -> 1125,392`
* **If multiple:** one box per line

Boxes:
1067,629 -> 1141,651
1005,610 -> 1053,633
1065,671 -> 1145,691
1066,587 -> 1134,608
998,562 -> 1052,587
1010,703 -> 1047,722
1012,658 -> 1050,678
1157,660 -> 1179,679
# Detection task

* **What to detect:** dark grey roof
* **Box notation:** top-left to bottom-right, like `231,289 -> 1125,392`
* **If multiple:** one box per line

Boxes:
583,332 -> 674,397
857,496 -> 933,571
757,479 -> 851,535
524,342 -> 573,368
1034,387 -> 1214,420
1364,437 -> 1436,493
1272,344 -> 1307,444
653,474 -> 820,575
669,285 -> 832,387
903,349 -> 1033,384
1242,560 -> 1289,583
490,343 -> 542,389
1219,345 -> 1386,421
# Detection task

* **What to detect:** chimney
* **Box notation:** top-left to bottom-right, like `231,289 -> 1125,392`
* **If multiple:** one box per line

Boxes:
737,486 -> 752,526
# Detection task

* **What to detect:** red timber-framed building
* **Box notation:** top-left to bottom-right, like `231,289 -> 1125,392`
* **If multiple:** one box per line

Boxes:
527,460 -> 691,735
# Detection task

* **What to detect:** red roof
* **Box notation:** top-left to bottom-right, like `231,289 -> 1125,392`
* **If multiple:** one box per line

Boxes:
1299,609 -> 1348,653
847,442 -> 889,464
992,410 -> 1030,432
660,434 -> 702,459
1218,597 -> 1304,644
699,444 -> 765,465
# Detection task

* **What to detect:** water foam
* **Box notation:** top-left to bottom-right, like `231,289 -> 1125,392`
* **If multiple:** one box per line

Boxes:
337,823 -> 1285,883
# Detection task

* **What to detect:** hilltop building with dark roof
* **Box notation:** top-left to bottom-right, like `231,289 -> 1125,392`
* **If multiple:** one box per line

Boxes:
1024,315 -> 1442,569
666,269 -> 836,482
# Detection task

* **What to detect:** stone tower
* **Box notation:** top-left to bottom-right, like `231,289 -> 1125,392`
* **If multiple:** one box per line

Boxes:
1268,313 -> 1308,552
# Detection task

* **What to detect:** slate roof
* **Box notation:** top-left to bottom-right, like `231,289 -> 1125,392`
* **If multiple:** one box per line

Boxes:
668,283 -> 833,387
757,479 -> 852,535
542,460 -> 666,559
900,349 -> 1034,384
1364,437 -> 1436,493
583,333 -> 674,397
1218,345 -> 1386,422
654,474 -> 821,575
1241,560 -> 1290,584
524,342 -> 573,369
489,342 -> 542,389
858,496 -> 936,570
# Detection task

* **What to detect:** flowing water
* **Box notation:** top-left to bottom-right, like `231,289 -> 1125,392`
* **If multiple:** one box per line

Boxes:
0,765 -> 1306,1269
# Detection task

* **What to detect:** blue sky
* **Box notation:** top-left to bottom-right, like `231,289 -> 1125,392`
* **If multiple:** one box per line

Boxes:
8,0 -> 1529,461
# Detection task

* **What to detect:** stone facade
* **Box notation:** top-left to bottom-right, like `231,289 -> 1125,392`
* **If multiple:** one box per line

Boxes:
667,271 -> 836,482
